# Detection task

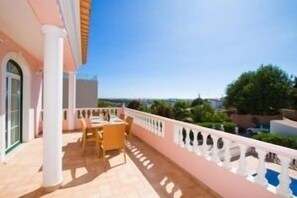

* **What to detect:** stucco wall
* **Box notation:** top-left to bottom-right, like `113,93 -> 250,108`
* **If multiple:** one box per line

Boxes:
0,31 -> 42,160
280,109 -> 297,121
63,78 -> 98,108
230,114 -> 282,128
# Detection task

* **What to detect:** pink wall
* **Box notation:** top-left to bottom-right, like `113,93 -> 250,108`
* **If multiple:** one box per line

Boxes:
131,119 -> 279,198
0,31 -> 42,136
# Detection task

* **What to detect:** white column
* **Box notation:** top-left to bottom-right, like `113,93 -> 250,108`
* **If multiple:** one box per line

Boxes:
0,112 -> 5,162
277,155 -> 293,197
42,25 -> 66,188
68,72 -> 76,130
255,149 -> 267,186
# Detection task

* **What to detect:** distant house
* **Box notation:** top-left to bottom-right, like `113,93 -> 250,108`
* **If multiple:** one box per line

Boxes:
270,118 -> 297,137
206,98 -> 223,109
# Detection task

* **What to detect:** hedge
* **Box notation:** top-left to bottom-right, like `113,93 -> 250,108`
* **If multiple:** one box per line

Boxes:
197,122 -> 236,134
253,133 -> 297,149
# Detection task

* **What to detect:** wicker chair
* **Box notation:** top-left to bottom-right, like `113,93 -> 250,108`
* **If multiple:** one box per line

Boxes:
99,123 -> 126,166
80,118 -> 100,156
125,116 -> 134,138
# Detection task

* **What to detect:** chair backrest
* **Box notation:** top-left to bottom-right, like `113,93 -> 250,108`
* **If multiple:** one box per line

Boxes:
102,123 -> 126,150
80,118 -> 87,132
119,113 -> 125,120
125,116 -> 134,134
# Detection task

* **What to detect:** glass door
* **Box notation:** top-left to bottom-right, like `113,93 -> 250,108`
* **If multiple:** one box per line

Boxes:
5,60 -> 22,152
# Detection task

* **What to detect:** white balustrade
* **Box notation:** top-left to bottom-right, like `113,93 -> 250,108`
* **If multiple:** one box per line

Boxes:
211,135 -> 219,163
76,107 -> 120,119
223,139 -> 231,170
237,144 -> 247,176
202,133 -> 209,157
192,130 -> 199,155
255,149 -> 267,186
124,108 -> 165,137
123,107 -> 297,197
185,128 -> 191,151
277,155 -> 293,197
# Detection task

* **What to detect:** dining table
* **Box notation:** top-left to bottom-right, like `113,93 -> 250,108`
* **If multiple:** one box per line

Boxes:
89,115 -> 127,129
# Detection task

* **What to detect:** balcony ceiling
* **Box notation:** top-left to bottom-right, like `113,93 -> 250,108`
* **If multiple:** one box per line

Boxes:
0,0 -> 77,71
0,0 -> 44,61
80,0 -> 91,64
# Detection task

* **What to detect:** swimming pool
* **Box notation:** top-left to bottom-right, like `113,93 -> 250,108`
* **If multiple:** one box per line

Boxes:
255,169 -> 297,196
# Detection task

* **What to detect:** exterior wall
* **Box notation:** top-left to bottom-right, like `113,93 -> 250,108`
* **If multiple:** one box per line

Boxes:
280,109 -> 297,121
63,78 -> 98,108
207,99 -> 223,109
230,114 -> 282,128
0,31 -> 42,160
270,119 -> 297,136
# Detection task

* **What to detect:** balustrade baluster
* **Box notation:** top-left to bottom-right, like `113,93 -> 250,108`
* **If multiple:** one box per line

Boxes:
236,144 -> 247,176
158,121 -> 162,136
155,119 -> 159,135
147,118 -> 150,131
223,139 -> 231,170
255,149 -> 267,186
161,121 -> 165,137
202,133 -> 208,157
155,119 -> 158,135
211,135 -> 219,163
147,117 -> 149,130
145,117 -> 148,129
156,121 -> 160,135
277,155 -> 293,197
173,125 -> 179,144
192,131 -> 199,154
179,127 -> 184,147
185,128 -> 191,151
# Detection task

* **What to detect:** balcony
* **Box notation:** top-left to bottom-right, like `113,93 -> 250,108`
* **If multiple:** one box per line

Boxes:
0,127 -> 216,197
2,107 -> 297,197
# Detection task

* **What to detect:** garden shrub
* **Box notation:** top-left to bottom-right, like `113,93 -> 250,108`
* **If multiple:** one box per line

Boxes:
253,133 -> 297,149
198,122 -> 236,134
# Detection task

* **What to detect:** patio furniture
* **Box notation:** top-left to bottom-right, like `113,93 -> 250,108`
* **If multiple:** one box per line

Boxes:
119,113 -> 125,120
80,118 -> 100,156
125,116 -> 134,138
99,123 -> 127,166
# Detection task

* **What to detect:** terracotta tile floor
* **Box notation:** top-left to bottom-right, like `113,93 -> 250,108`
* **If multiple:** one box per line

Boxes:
0,132 -> 217,198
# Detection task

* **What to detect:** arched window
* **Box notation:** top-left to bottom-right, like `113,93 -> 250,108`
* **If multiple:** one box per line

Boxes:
7,60 -> 22,75
5,60 -> 23,152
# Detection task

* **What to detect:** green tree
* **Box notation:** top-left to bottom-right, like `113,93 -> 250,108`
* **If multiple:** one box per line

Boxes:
172,100 -> 192,122
292,76 -> 297,109
191,97 -> 204,107
98,100 -> 111,107
127,100 -> 140,110
224,65 -> 294,115
191,102 -> 214,122
150,100 -> 173,118
138,103 -> 150,112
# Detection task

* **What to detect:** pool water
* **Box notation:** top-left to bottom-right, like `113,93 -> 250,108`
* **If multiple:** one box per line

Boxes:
254,169 -> 297,196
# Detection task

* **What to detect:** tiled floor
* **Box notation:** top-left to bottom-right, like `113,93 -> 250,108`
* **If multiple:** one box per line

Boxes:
0,132 -> 217,198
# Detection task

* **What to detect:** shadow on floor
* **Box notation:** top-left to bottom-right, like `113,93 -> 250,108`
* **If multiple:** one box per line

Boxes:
125,137 -> 216,198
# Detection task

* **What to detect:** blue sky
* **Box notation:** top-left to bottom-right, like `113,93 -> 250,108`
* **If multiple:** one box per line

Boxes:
78,0 -> 297,99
